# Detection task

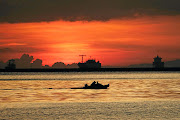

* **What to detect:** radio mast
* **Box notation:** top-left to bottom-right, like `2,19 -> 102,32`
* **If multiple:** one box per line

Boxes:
79,55 -> 86,63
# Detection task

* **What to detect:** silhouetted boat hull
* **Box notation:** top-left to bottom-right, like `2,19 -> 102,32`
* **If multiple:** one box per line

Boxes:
71,83 -> 109,89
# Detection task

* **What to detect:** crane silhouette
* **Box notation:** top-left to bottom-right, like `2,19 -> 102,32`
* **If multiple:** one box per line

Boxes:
79,55 -> 86,63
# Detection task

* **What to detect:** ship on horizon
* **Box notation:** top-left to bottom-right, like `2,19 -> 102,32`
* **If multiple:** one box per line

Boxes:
78,55 -> 101,69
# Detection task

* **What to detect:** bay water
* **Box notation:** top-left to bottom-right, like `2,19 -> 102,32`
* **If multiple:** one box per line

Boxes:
0,72 -> 179,103
0,72 -> 180,119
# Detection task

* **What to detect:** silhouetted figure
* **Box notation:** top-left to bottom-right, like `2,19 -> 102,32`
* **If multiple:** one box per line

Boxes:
5,59 -> 16,69
91,81 -> 96,86
97,81 -> 100,84
153,55 -> 164,68
71,81 -> 109,89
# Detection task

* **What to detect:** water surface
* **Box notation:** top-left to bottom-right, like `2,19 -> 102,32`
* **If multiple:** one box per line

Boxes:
0,72 -> 179,102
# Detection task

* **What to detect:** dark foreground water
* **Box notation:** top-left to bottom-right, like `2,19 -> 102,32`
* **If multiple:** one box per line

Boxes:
0,101 -> 180,120
0,72 -> 179,119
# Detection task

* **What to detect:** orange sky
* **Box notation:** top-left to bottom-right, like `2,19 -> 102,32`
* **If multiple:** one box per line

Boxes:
0,15 -> 180,66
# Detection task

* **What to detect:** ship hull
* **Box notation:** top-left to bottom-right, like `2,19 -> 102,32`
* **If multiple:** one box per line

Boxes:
71,84 -> 109,89
78,63 -> 101,69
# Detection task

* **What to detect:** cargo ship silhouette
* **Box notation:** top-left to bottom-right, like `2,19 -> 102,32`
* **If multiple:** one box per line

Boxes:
78,55 -> 101,69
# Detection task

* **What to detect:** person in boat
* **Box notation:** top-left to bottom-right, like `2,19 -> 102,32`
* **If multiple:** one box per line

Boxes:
97,81 -> 100,85
85,84 -> 88,88
72,81 -> 109,89
96,81 -> 103,87
91,81 -> 96,86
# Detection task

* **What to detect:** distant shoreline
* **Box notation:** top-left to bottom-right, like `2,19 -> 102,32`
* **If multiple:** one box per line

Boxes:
1,67 -> 180,72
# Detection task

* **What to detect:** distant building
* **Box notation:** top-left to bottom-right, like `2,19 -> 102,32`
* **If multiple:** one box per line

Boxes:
153,55 -> 164,68
5,59 -> 16,69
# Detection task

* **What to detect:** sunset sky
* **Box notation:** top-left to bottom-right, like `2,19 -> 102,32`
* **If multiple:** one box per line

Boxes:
0,0 -> 180,66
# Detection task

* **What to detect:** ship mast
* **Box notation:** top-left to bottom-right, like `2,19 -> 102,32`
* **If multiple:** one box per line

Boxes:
79,55 -> 86,63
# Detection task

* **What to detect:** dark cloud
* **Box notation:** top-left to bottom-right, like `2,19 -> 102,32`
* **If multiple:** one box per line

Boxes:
0,0 -> 180,23
0,48 -> 13,53
31,59 -> 42,68
12,54 -> 43,68
67,63 -> 78,68
0,46 -> 45,53
52,62 -> 78,68
52,62 -> 66,68
0,33 -> 20,40
90,41 -> 180,54
14,54 -> 34,68
0,53 -> 79,69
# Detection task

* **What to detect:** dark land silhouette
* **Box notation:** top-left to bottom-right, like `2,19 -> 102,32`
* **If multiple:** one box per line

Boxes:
0,54 -> 78,69
5,59 -> 16,69
128,59 -> 180,68
0,54 -> 180,72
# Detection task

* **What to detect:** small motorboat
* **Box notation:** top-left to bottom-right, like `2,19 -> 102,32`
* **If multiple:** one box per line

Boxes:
71,81 -> 109,89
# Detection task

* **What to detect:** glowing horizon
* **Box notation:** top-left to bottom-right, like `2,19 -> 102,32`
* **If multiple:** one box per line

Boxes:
0,15 -> 180,66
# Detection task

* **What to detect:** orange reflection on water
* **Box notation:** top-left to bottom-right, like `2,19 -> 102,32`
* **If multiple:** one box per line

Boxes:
0,78 -> 179,103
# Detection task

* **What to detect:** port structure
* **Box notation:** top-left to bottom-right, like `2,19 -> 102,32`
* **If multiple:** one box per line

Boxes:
79,55 -> 86,63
